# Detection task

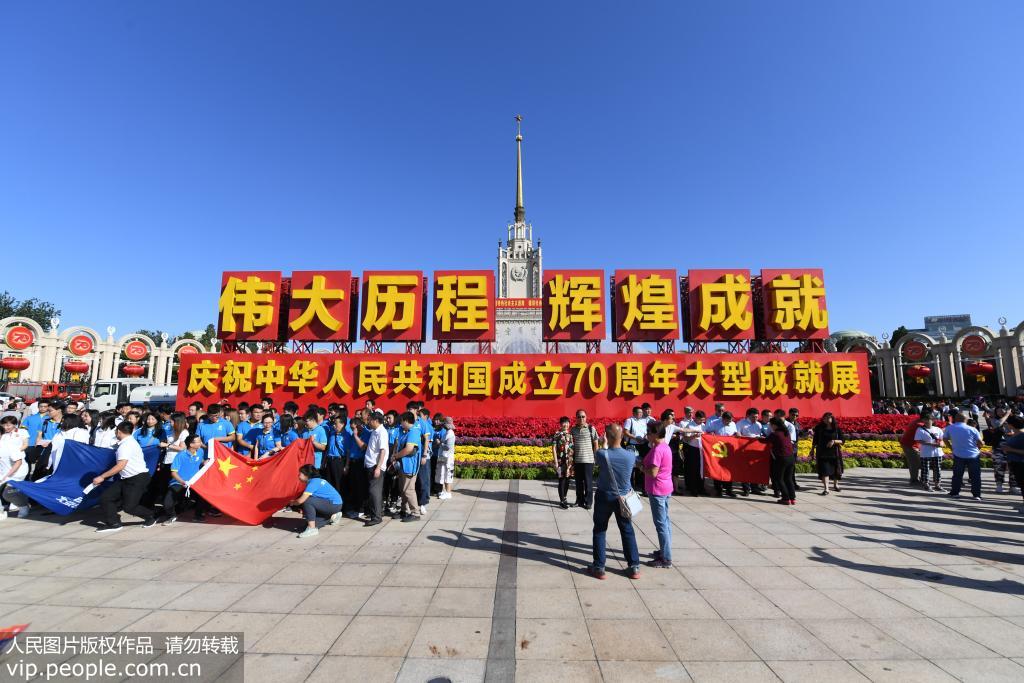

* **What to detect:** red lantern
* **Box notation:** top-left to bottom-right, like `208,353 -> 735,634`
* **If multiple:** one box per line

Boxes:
1,356 -> 30,380
64,360 -> 89,381
907,364 -> 932,384
122,363 -> 145,377
965,361 -> 994,382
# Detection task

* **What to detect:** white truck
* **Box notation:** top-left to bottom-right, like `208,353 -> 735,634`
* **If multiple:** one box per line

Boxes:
128,384 -> 178,410
89,378 -> 153,412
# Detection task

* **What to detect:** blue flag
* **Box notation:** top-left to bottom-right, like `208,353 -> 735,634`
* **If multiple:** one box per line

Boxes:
8,441 -> 160,515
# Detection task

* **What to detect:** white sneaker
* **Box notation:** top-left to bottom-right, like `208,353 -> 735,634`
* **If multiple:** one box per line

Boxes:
419,505 -> 428,515
297,527 -> 319,539
17,507 -> 29,519
0,510 -> 7,521
328,512 -> 343,526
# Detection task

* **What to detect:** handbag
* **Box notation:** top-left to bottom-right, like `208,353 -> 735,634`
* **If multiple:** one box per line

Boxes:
603,450 -> 643,519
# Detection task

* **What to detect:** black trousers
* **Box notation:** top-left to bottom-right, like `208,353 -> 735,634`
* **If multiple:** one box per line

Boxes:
772,455 -> 796,501
99,472 -> 154,527
346,461 -> 366,513
557,476 -> 571,503
1009,462 -> 1024,503
162,485 -> 209,517
574,462 -> 594,507
28,446 -> 51,481
322,457 -> 345,494
366,467 -> 384,522
682,444 -> 703,495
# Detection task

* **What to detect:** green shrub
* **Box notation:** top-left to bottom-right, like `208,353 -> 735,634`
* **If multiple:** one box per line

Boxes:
794,463 -> 814,474
843,457 -> 859,468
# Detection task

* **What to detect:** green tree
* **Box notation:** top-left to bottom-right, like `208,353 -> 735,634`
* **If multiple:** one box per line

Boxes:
0,291 -> 61,329
134,329 -> 173,345
891,325 -> 910,344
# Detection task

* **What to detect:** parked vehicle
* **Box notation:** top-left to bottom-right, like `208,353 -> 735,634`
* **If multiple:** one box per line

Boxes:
88,378 -> 153,412
129,384 -> 178,410
6,382 -> 89,403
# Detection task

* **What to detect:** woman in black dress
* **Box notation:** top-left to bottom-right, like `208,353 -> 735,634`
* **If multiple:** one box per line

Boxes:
810,413 -> 844,495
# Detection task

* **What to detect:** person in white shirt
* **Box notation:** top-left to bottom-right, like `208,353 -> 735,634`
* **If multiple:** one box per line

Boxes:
47,414 -> 91,474
734,408 -> 768,496
434,415 -> 456,500
624,406 -> 650,492
363,411 -> 389,527
710,411 -> 738,497
914,414 -> 945,492
94,422 -> 156,533
93,414 -> 119,449
679,410 -> 706,496
0,415 -> 30,519
705,403 -> 727,434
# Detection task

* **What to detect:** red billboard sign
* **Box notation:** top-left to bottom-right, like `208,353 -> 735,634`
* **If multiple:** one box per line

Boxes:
177,352 -> 871,418
359,271 -> 425,342
760,268 -> 829,340
613,269 -> 680,342
217,271 -> 283,341
542,270 -> 606,342
287,270 -> 353,342
686,270 -> 756,341
433,270 -> 496,342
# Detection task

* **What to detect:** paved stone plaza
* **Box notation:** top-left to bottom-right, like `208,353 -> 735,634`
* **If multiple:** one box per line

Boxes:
0,469 -> 1023,682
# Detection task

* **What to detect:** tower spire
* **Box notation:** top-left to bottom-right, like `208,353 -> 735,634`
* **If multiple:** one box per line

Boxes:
514,114 -> 525,224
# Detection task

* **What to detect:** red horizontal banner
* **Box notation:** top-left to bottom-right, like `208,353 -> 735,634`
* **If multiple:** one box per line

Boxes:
177,352 -> 871,419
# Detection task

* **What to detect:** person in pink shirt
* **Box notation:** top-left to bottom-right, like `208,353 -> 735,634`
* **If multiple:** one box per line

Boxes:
644,421 -> 674,568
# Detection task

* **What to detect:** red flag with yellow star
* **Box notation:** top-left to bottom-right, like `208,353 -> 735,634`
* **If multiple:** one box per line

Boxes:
187,439 -> 314,525
701,435 -> 771,485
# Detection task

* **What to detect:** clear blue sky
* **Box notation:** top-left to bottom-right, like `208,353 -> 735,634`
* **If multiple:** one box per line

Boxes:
3,1 -> 1022,339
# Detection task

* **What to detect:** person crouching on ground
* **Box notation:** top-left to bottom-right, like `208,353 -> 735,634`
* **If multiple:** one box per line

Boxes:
290,464 -> 343,539
162,434 -> 209,525
588,423 -> 641,581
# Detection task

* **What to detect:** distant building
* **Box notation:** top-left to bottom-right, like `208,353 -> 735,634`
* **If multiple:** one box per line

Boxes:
911,314 -> 972,339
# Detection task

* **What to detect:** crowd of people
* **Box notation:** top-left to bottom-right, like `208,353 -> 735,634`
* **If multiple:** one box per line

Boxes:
0,396 -> 456,537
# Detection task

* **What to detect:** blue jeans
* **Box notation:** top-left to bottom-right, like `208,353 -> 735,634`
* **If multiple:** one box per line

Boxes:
950,457 -> 981,497
648,494 -> 672,563
591,492 -> 640,571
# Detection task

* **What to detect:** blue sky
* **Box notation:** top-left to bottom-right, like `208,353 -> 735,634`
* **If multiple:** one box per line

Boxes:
2,1 -> 1022,339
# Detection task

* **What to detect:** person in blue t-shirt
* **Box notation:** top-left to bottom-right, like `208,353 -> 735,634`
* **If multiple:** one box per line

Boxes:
944,412 -> 985,499
163,434 -> 210,523
290,464 -> 343,538
416,408 -> 435,509
252,415 -> 282,459
196,405 -> 235,451
394,412 -> 422,521
278,415 -> 299,447
304,413 -> 328,469
322,416 -> 346,494
341,416 -> 366,518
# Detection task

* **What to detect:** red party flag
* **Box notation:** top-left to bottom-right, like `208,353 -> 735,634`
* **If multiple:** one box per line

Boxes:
187,440 -> 314,525
701,435 -> 771,485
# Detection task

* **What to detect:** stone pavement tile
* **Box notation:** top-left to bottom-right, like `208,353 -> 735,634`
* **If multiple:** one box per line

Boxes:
517,588 -> 583,619
440,563 -> 498,588
577,588 -> 647,619
735,534 -> 796,550
42,579 -> 144,607
772,534 -> 836,549
6,554 -> 82,575
932,658 -> 1024,682
293,584 -> 376,615
200,611 -> 287,651
108,558 -> 184,580
51,555 -> 140,578
250,614 -> 351,654
632,566 -> 693,589
360,586 -> 435,617
515,618 -> 595,660
849,659 -> 957,682
599,660 -> 691,681
163,582 -> 261,611
124,609 -> 218,632
937,616 -> 1024,657
167,559 -> 238,581
754,549 -> 823,567
226,561 -> 291,583
681,566 -> 748,590
397,657 -> 486,683
0,604 -> 85,631
835,565 -> 938,590
265,562 -> 339,585
329,615 -> 420,657
639,590 -> 718,620
800,619 -> 918,660
783,565 -> 867,590
868,617 -> 999,659
700,588 -> 787,619
384,563 -> 446,587
238,653 -> 322,683
588,619 -> 676,661
690,534 -> 747,550
0,574 -> 33,591
322,563 -> 392,586
307,655 -> 403,683
409,616 -> 492,659
397,543 -> 454,564
447,547 -> 501,565
9,576 -> 86,604
758,589 -> 859,620
105,580 -> 200,609
682,660 -> 780,681
766,660 -> 869,682
427,587 -> 495,618
851,547 -> 934,566
228,584 -> 315,613
820,588 -> 921,619
710,548 -> 776,566
671,549 -> 726,567
878,587 -> 988,618
516,659 -> 603,681
728,619 -> 840,660
931,584 -> 1024,617
571,567 -> 639,590
733,566 -> 808,590
60,607 -> 151,632
349,545 -> 406,564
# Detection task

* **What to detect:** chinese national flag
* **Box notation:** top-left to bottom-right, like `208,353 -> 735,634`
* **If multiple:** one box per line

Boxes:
188,440 -> 314,525
701,435 -> 771,485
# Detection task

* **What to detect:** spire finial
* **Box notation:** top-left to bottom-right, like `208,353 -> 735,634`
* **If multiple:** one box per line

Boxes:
514,115 -> 525,224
